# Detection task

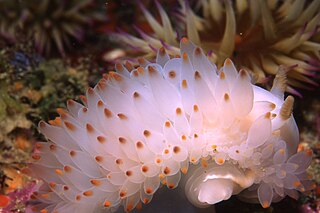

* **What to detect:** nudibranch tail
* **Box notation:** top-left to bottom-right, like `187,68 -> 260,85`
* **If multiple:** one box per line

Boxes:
30,38 -> 313,213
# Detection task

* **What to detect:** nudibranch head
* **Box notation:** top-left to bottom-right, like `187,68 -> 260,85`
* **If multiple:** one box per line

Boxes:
30,38 -> 313,212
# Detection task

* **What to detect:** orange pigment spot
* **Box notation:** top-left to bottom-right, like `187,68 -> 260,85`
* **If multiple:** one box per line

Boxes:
306,149 -> 313,156
31,154 -> 41,160
79,95 -> 87,104
55,169 -> 63,175
145,188 -> 153,194
120,191 -> 126,198
265,112 -> 271,119
49,144 -> 56,151
35,143 -> 42,149
220,71 -> 225,80
115,159 -> 123,165
181,135 -> 187,141
138,57 -> 145,65
104,108 -> 113,118
110,72 -> 122,81
95,156 -> 103,162
126,171 -> 132,176
87,87 -> 94,95
173,146 -> 180,153
159,173 -> 165,179
86,123 -> 94,133
90,179 -> 101,186
141,165 -> 148,173
119,137 -> 126,144
137,67 -> 144,74
159,47 -> 166,55
164,149 -> 170,154
82,107 -> 88,113
63,121 -> 76,131
40,209 -> 48,213
115,63 -> 123,71
217,158 -> 225,165
182,53 -> 188,61
168,70 -> 176,78
56,108 -> 66,116
194,71 -> 201,80
125,61 -> 133,71
49,117 -> 62,126
262,201 -> 269,208
181,167 -> 188,174
176,108 -> 182,115
117,113 -> 127,120
163,167 -> 170,175
191,157 -> 196,163
156,158 -> 162,164
143,130 -> 151,137
133,91 -> 140,98
39,121 -> 46,128
63,186 -> 69,191
41,194 -> 49,199
97,136 -> 106,144
194,47 -> 201,56
101,73 -> 108,79
49,182 -> 56,188
63,166 -> 71,172
104,200 -> 111,207
181,37 -> 188,43
225,58 -> 232,65
148,66 -> 157,75
201,158 -> 208,168
193,105 -> 199,112
76,195 -> 81,201
181,79 -> 188,88
293,181 -> 301,187
224,93 -> 229,101
143,198 -> 149,204
132,70 -> 139,77
136,141 -> 143,149
83,190 -> 93,196
97,100 -> 104,107
168,183 -> 175,189
126,203 -> 134,212
30,194 -> 37,200
136,202 -> 142,210
165,121 -> 171,127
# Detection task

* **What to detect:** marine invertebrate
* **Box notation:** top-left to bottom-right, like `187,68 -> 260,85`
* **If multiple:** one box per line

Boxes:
0,0 -> 105,56
29,38 -> 313,212
115,0 -> 320,95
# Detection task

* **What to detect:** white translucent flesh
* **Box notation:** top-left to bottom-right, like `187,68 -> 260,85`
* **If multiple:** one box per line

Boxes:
32,39 -> 308,212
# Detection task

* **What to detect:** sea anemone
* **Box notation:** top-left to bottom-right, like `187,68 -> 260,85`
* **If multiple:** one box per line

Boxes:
115,0 -> 320,96
28,38 -> 313,212
0,0 -> 104,56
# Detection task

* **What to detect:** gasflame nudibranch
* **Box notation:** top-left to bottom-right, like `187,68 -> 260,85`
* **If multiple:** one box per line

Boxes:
30,38 -> 313,212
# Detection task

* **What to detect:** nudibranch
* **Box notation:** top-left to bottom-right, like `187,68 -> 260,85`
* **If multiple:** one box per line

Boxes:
29,38 -> 313,213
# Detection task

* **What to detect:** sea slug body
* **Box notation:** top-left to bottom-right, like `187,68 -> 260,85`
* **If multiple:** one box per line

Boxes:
29,38 -> 313,213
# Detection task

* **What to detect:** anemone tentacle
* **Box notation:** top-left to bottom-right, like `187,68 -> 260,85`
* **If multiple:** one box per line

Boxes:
114,0 -> 320,96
